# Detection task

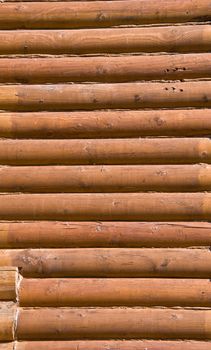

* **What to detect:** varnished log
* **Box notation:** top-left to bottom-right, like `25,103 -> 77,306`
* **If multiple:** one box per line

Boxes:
0,221 -> 211,248
13,340 -> 211,350
1,248 -> 211,278
19,278 -> 211,307
16,307 -> 211,340
1,110 -> 211,138
0,267 -> 17,301
0,138 -> 210,165
0,82 -> 210,111
0,193 -> 210,221
0,25 -> 210,55
0,0 -> 211,29
0,164 -> 211,193
0,303 -> 15,341
0,54 -> 210,83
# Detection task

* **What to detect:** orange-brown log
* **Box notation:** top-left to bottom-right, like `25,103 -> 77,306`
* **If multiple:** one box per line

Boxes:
0,82 -> 211,111
0,267 -> 17,301
1,0 -> 211,29
13,340 -> 211,350
0,345 -> 13,350
19,278 -> 211,307
1,248 -> 211,278
1,221 -> 211,248
1,110 -> 211,138
0,138 -> 211,165
1,164 -> 211,193
0,303 -> 15,341
0,25 -> 210,55
0,193 -> 210,221
16,307 -> 211,340
1,54 -> 211,83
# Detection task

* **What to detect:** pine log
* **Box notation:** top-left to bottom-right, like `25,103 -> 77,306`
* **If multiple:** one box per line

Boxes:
0,54 -> 210,83
0,164 -> 211,192
0,267 -> 17,301
0,221 -> 211,248
0,193 -> 210,221
0,138 -> 210,165
0,0 -> 211,29
13,340 -> 211,350
0,82 -> 210,111
0,110 -> 211,138
19,278 -> 211,307
0,25 -> 210,55
0,302 -> 15,341
1,248 -> 211,278
16,308 -> 211,340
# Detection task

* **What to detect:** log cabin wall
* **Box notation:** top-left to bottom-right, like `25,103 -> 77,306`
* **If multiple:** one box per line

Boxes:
0,0 -> 211,349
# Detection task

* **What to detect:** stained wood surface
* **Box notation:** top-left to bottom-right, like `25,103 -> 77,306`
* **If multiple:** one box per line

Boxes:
0,138 -> 211,165
0,54 -> 210,83
0,82 -> 210,111
0,221 -> 211,248
16,308 -> 211,340
0,25 -> 210,54
0,303 -> 16,341
1,248 -> 211,278
0,267 -> 17,301
0,110 -> 211,138
19,278 -> 211,307
12,340 -> 211,350
0,0 -> 211,29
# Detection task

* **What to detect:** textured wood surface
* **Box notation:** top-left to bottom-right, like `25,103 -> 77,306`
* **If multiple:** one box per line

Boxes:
1,221 -> 211,248
0,110 -> 211,138
16,308 -> 211,340
0,267 -> 17,301
0,0 -> 210,29
19,278 -> 211,307
0,25 -> 210,54
0,54 -> 210,83
1,248 -> 211,278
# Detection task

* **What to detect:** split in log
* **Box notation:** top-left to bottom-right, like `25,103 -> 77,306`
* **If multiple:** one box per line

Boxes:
0,302 -> 16,341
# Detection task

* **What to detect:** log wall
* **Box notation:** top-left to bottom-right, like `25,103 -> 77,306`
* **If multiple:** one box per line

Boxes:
1,0 -> 211,349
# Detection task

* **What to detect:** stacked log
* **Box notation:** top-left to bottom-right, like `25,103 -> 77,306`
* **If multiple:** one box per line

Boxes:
0,0 -> 211,349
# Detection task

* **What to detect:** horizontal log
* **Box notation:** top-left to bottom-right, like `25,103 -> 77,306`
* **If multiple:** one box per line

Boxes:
1,110 -> 211,138
0,193 -> 210,221
0,25 -> 210,54
0,267 -> 17,301
1,164 -> 211,193
1,221 -> 211,248
19,278 -> 211,307
0,138 -> 211,165
13,340 -> 211,350
0,345 -> 12,350
0,302 -> 15,341
1,54 -> 211,83
0,82 -> 211,111
1,248 -> 211,277
1,0 -> 211,29
16,308 -> 211,340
